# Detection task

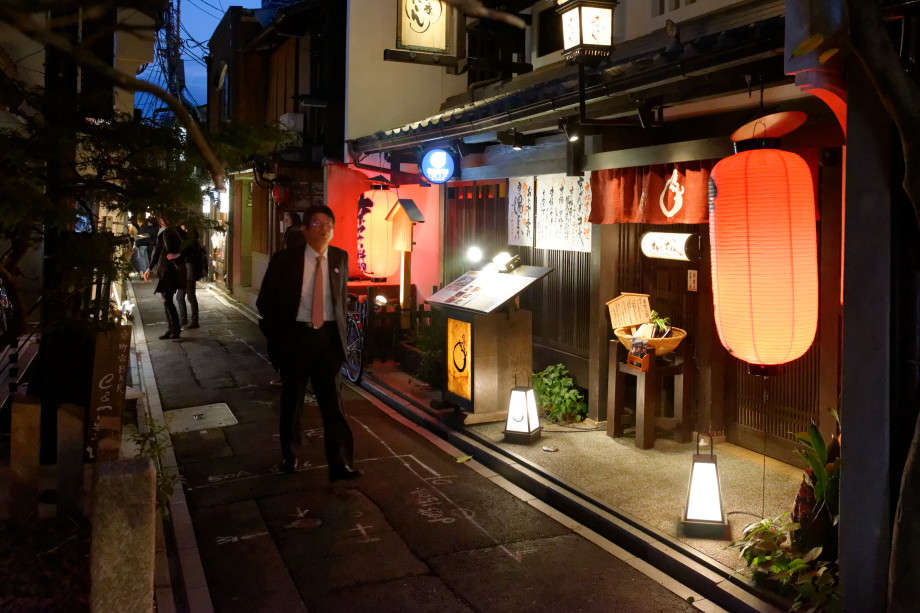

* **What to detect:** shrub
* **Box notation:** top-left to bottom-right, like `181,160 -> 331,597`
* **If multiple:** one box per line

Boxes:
531,363 -> 588,423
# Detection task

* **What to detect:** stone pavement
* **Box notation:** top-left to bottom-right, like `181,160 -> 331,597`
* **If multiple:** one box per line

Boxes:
127,278 -> 736,613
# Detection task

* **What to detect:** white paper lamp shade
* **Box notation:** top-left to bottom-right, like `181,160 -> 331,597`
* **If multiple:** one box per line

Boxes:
682,454 -> 728,537
556,0 -> 616,59
503,386 -> 542,443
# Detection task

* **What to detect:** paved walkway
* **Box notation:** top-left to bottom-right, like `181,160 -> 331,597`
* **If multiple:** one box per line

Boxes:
128,279 -> 728,613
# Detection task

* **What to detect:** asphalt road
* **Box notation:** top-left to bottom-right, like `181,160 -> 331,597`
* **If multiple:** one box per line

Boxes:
133,279 -> 701,613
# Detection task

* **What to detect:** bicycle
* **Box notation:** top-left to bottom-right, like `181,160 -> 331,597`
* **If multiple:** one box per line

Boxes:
0,278 -> 13,339
342,293 -> 366,383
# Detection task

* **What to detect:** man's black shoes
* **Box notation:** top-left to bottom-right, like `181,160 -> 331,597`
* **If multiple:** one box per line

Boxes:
159,331 -> 180,340
280,458 -> 299,473
329,466 -> 362,482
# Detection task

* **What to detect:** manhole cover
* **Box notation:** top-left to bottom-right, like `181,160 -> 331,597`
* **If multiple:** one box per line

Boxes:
166,403 -> 238,434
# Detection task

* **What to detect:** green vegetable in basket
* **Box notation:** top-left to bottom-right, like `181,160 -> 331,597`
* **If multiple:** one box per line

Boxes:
650,310 -> 671,337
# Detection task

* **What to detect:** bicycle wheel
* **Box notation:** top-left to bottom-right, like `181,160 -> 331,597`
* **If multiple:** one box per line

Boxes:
342,316 -> 364,383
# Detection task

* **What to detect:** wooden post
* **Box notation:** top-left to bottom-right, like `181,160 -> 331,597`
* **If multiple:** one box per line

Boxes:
400,250 -> 411,329
10,395 -> 42,519
57,402 -> 85,517
635,351 -> 659,450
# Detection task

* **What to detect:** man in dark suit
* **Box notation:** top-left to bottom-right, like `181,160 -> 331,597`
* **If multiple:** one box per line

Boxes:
256,205 -> 360,481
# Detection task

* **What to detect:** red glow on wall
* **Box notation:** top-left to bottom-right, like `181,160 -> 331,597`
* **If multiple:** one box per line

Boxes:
709,149 -> 818,366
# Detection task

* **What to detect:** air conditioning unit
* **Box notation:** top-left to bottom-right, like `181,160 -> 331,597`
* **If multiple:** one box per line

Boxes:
280,112 -> 304,132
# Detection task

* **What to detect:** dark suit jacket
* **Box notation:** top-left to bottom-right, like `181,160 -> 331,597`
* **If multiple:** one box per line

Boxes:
256,244 -> 349,359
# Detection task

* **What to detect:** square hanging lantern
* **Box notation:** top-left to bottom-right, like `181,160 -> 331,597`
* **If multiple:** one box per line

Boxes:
681,432 -> 728,538
503,386 -> 542,444
556,0 -> 617,61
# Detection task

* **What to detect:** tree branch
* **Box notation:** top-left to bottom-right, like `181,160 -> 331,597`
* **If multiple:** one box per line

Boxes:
0,3 -> 226,190
443,0 -> 526,29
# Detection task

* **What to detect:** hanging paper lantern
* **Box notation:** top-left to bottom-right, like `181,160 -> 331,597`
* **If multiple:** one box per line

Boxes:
271,185 -> 289,203
709,148 -> 818,368
357,183 -> 400,278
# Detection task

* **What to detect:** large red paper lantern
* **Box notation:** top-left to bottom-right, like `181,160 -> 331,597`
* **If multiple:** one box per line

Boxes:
709,148 -> 818,368
357,186 -> 400,278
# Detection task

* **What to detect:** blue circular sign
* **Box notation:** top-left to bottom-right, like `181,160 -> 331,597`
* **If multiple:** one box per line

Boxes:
421,149 -> 455,184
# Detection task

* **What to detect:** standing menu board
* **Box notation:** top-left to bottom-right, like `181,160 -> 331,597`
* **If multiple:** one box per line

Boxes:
427,265 -> 552,314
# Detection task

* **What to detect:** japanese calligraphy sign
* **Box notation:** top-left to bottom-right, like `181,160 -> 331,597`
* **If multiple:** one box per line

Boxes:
535,173 -> 592,252
87,325 -> 132,462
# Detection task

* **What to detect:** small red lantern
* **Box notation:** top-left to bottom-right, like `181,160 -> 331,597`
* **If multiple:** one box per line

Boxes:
271,185 -> 289,203
357,177 -> 400,278
709,147 -> 818,370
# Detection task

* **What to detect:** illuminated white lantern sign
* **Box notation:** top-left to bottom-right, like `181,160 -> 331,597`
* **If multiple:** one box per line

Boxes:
503,386 -> 542,444
421,148 -> 455,184
640,232 -> 701,262
556,0 -> 617,61
681,433 -> 728,537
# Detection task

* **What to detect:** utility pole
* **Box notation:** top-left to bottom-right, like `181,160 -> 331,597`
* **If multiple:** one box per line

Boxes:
158,0 -> 202,124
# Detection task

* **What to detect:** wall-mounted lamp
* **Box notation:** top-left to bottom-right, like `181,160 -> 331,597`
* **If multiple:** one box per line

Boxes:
557,1 -> 654,130
503,386 -> 542,444
681,432 -> 728,538
640,232 -> 701,262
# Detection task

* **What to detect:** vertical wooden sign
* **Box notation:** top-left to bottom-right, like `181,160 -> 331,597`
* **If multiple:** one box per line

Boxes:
87,325 -> 132,462
447,317 -> 471,401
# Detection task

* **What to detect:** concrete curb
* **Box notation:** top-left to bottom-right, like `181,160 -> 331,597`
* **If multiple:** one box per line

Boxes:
126,281 -> 214,613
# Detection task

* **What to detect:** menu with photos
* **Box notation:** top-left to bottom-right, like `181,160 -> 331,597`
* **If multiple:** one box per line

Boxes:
428,266 -> 552,314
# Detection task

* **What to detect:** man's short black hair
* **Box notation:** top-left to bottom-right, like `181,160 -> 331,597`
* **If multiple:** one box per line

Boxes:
286,211 -> 302,226
305,204 -> 335,226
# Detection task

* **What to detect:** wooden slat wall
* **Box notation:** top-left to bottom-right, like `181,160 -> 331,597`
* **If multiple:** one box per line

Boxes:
443,181 -> 591,356
251,181 -> 269,255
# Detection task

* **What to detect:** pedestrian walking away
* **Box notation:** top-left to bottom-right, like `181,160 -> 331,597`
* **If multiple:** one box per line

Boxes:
281,210 -> 305,250
144,218 -> 184,339
256,204 -> 359,480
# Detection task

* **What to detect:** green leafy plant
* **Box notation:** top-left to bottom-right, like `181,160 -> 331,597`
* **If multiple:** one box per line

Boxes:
791,411 -> 840,560
649,310 -> 670,334
531,363 -> 588,423
131,416 -> 183,520
727,513 -> 840,613
794,413 -> 841,523
412,308 -> 446,388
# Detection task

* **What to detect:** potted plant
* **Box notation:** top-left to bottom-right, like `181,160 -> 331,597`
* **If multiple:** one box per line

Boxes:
728,411 -> 841,612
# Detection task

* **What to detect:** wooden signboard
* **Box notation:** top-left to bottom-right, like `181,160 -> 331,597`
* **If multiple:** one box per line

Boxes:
606,292 -> 651,330
447,317 -> 472,401
397,0 -> 450,53
87,325 -> 132,462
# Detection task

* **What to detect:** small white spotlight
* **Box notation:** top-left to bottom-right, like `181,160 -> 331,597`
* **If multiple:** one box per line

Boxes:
466,246 -> 483,263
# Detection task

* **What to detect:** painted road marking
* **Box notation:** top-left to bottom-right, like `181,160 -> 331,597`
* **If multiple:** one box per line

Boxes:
216,532 -> 269,545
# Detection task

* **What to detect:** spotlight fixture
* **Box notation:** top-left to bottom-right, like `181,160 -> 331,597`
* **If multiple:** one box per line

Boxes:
560,117 -> 580,142
498,129 -> 534,151
492,251 -> 522,272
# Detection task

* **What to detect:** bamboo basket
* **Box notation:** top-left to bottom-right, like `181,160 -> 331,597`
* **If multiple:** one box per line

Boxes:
614,326 -> 687,356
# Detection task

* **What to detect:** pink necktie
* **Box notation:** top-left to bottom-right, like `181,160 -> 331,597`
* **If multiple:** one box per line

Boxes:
311,255 -> 324,328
